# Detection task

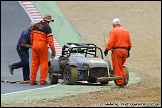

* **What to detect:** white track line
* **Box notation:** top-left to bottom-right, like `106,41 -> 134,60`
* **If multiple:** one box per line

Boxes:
1,84 -> 61,96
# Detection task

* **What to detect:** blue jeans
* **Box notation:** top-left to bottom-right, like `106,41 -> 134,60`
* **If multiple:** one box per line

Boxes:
12,47 -> 30,81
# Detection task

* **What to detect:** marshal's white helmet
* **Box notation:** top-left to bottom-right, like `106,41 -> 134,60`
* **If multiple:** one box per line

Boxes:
112,18 -> 120,25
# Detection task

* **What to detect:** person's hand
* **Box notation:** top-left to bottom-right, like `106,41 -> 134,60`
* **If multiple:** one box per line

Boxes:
51,49 -> 56,59
104,49 -> 108,56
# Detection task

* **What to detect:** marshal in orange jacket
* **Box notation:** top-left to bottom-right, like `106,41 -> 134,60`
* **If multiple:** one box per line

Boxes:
105,23 -> 132,86
30,20 -> 55,85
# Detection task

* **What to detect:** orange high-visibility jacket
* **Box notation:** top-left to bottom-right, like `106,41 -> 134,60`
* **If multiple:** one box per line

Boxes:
106,24 -> 132,50
30,21 -> 55,50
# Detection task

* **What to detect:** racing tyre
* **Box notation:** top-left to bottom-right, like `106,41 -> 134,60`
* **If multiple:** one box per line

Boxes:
123,66 -> 129,86
63,65 -> 78,85
114,66 -> 129,86
48,65 -> 58,84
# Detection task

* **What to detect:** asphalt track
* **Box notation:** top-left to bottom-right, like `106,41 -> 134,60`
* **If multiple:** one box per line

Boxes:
1,1 -> 42,94
1,1 -> 141,104
1,1 -> 86,95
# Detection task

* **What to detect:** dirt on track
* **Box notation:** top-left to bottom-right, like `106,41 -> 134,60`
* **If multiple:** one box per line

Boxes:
1,1 -> 161,107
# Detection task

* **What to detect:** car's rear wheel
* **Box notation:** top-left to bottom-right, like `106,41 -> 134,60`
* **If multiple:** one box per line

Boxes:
123,66 -> 129,86
48,65 -> 58,84
114,66 -> 129,86
63,65 -> 78,85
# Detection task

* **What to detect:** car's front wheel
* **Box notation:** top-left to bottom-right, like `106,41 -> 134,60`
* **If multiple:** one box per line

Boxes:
63,65 -> 78,85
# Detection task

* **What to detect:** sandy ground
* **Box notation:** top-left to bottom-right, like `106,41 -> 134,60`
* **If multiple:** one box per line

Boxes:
1,1 -> 161,107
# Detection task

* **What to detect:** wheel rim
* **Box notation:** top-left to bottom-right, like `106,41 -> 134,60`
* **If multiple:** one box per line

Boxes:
64,66 -> 71,82
63,65 -> 78,85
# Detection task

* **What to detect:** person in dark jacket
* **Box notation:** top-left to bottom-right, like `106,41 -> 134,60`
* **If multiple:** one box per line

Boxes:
8,22 -> 35,81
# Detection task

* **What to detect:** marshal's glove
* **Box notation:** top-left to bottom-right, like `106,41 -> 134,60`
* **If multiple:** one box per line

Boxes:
51,49 -> 56,59
127,48 -> 130,58
104,49 -> 109,56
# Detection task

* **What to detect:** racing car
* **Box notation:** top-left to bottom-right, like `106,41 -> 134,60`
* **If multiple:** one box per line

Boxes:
48,43 -> 128,85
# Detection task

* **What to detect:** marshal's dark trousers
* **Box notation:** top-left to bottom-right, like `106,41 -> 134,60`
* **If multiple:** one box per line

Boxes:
12,47 -> 30,81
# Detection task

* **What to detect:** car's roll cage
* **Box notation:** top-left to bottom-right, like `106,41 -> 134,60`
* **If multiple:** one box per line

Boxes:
61,43 -> 104,59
